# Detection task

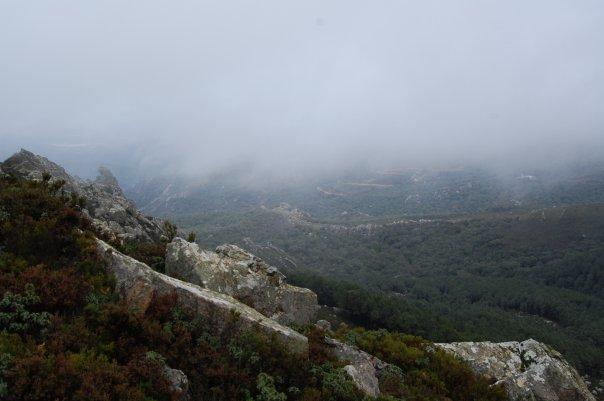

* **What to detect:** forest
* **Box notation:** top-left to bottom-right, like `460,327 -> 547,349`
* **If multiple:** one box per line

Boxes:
173,200 -> 604,382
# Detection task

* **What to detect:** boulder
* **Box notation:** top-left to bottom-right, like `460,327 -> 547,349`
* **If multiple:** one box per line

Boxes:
436,339 -> 595,401
165,238 -> 318,326
163,366 -> 190,401
325,338 -> 393,398
2,149 -> 165,243
96,239 -> 308,354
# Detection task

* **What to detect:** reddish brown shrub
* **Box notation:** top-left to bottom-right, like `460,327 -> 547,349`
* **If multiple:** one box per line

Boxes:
18,265 -> 91,313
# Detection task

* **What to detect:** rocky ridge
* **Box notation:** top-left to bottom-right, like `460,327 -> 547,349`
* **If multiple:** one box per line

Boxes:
96,239 -> 309,354
1,149 -> 165,243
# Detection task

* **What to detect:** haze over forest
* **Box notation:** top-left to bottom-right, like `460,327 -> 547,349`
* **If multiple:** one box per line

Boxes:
1,1 -> 603,184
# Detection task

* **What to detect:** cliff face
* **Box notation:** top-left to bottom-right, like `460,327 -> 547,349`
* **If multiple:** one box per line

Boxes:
1,149 -> 165,243
436,340 -> 595,401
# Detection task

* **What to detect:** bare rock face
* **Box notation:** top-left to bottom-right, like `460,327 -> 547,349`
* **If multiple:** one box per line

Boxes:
2,149 -> 164,243
96,239 -> 308,354
436,339 -> 595,401
165,237 -> 318,326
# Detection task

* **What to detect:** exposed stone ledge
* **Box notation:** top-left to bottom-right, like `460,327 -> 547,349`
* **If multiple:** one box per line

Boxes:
96,239 -> 308,355
165,238 -> 318,326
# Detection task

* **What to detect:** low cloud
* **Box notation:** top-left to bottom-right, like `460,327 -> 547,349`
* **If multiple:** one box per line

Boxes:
1,1 -> 603,180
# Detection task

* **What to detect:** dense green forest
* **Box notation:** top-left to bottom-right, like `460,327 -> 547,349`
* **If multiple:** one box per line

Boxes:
173,203 -> 604,382
0,173 -> 507,400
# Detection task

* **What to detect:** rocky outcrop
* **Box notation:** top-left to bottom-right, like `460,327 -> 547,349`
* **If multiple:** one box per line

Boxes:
325,338 -> 396,398
2,149 -> 164,243
2,149 -> 79,188
165,238 -> 318,326
436,339 -> 595,401
96,239 -> 308,354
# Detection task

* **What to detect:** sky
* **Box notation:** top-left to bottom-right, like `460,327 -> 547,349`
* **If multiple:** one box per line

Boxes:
1,1 -> 603,182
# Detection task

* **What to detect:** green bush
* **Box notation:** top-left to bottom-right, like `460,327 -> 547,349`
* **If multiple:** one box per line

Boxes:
0,284 -> 51,334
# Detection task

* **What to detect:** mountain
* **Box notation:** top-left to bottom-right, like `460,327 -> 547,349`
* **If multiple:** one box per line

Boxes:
0,149 -> 598,401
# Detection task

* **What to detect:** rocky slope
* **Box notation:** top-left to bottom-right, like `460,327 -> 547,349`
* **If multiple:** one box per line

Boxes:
436,340 -> 595,401
165,237 -> 318,326
96,239 -> 308,354
97,236 -> 390,397
1,149 -> 165,243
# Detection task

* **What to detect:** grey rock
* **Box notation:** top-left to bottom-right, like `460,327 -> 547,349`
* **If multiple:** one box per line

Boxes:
315,320 -> 332,332
165,238 -> 319,326
325,337 -> 393,398
2,149 -> 165,243
2,149 -> 79,188
436,339 -> 595,401
163,366 -> 190,401
96,239 -> 308,354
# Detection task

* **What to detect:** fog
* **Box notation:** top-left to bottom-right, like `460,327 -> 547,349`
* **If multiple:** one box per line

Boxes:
1,1 -> 603,182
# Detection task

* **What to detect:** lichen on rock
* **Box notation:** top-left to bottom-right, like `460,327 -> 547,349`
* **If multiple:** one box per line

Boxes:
165,237 -> 319,326
325,337 -> 395,398
436,339 -> 595,401
96,239 -> 309,355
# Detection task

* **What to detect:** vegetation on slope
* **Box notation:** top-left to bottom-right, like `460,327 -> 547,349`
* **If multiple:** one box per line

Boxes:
0,174 -> 506,401
175,203 -> 604,381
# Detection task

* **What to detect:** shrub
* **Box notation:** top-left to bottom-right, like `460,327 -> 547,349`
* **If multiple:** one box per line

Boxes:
0,284 -> 51,334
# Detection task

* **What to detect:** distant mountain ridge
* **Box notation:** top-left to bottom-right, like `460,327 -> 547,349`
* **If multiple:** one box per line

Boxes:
127,162 -> 604,222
